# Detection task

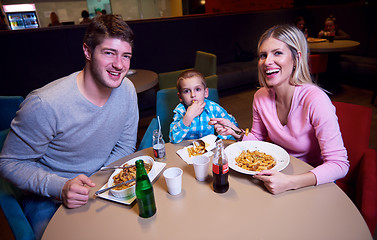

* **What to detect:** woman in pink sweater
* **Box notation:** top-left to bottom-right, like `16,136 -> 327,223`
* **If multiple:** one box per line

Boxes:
210,25 -> 349,194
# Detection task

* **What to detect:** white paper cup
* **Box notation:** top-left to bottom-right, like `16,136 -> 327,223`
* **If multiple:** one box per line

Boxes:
192,155 -> 210,181
163,167 -> 183,195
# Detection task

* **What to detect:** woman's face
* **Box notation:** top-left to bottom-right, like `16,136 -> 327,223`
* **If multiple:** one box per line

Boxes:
258,37 -> 296,88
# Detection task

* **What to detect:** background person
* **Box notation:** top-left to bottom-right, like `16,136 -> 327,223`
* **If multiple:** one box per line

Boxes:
48,12 -> 62,27
0,14 -> 138,239
295,16 -> 308,38
80,10 -> 91,24
318,15 -> 350,40
210,25 -> 349,195
169,69 -> 238,143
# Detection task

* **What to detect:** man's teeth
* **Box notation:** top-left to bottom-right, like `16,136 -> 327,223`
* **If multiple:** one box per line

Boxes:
266,69 -> 279,75
109,72 -> 120,76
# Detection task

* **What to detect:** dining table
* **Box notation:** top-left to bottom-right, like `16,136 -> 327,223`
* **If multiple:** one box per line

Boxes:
42,140 -> 372,240
126,69 -> 158,94
308,39 -> 360,53
308,39 -> 360,93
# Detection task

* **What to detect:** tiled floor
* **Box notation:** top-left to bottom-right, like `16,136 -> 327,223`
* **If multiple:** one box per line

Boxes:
1,83 -> 376,240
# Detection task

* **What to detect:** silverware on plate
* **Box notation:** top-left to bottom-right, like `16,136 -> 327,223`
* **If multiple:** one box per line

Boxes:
94,179 -> 135,196
100,165 -> 135,171
216,123 -> 243,135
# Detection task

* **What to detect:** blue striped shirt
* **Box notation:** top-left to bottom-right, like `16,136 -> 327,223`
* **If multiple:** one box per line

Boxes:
169,99 -> 237,143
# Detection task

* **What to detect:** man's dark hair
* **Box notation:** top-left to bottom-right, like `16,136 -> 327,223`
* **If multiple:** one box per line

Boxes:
83,14 -> 134,52
81,10 -> 89,18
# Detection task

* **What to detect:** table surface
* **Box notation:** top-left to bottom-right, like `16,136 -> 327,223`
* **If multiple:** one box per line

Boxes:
42,141 -> 372,240
127,69 -> 158,93
308,39 -> 360,53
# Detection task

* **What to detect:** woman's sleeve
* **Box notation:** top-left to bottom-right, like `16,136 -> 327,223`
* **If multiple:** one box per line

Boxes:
243,92 -> 268,141
308,91 -> 349,185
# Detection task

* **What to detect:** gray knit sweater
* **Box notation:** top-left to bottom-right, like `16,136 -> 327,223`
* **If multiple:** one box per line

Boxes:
0,71 -> 138,199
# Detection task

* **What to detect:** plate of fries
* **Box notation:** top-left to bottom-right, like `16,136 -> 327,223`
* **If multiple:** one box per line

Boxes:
176,134 -> 217,164
224,141 -> 289,175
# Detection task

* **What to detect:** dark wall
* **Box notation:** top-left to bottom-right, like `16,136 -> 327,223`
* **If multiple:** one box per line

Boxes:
0,3 -> 375,98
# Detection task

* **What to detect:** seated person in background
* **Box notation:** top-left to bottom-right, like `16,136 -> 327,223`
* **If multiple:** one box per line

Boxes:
210,25 -> 349,195
318,15 -> 350,40
295,16 -> 308,38
0,14 -> 138,239
80,10 -> 91,24
48,12 -> 62,27
0,13 -> 9,30
169,69 -> 238,143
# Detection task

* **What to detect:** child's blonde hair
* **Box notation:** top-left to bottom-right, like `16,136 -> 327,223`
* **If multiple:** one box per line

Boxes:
176,69 -> 207,93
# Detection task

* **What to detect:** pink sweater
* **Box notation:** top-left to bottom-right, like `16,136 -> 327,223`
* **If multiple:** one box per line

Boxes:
243,84 -> 349,185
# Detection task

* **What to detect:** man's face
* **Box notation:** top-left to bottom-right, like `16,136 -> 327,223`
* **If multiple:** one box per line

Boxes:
84,38 -> 132,89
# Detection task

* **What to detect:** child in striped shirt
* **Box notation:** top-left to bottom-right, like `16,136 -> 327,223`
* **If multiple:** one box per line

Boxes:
169,69 -> 237,143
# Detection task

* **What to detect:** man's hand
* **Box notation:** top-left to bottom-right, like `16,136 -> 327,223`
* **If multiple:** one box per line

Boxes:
62,174 -> 96,208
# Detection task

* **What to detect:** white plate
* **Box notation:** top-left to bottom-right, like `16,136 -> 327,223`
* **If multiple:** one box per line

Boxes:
97,156 -> 166,205
224,141 -> 289,175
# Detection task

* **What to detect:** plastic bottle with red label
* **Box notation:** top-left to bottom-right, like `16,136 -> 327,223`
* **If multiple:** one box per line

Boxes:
212,139 -> 229,193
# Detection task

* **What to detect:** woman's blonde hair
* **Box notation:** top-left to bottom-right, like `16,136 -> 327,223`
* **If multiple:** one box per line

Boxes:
257,24 -> 312,88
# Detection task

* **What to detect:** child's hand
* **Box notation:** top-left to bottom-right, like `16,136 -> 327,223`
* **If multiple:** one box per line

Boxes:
182,100 -> 206,126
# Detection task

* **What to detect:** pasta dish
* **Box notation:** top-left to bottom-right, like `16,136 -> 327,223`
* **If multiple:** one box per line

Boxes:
235,150 -> 275,171
112,163 -> 152,190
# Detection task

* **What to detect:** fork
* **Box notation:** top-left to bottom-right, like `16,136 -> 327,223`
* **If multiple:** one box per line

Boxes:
216,123 -> 243,135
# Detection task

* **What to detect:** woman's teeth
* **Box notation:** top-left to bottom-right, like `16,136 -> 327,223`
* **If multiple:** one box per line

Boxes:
266,69 -> 279,75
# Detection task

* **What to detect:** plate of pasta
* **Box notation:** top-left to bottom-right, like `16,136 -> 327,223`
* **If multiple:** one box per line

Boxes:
224,141 -> 289,175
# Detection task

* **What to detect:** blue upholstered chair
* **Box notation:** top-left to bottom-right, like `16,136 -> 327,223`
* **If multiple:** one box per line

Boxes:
0,96 -> 35,240
0,96 -> 24,148
138,88 -> 219,150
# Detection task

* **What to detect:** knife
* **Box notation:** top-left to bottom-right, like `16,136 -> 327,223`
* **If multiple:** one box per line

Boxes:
99,165 -> 135,171
94,178 -> 135,196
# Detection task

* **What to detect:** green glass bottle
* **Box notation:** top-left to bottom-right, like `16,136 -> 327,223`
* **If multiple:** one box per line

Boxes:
135,160 -> 156,218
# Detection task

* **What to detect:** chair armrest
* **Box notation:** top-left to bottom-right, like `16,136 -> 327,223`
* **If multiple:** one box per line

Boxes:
0,179 -> 35,240
138,118 -> 158,151
357,148 -> 377,234
158,68 -> 192,89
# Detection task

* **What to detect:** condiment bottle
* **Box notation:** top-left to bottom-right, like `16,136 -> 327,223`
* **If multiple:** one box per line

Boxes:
153,129 -> 166,161
135,159 -> 156,218
212,140 -> 229,193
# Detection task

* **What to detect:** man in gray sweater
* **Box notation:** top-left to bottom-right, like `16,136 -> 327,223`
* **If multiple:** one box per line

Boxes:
0,14 -> 138,239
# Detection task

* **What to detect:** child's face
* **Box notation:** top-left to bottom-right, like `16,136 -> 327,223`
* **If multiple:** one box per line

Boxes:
178,76 -> 208,107
324,20 -> 335,32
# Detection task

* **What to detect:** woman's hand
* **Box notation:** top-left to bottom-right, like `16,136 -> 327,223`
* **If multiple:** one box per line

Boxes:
253,170 -> 317,195
253,170 -> 294,194
209,117 -> 243,139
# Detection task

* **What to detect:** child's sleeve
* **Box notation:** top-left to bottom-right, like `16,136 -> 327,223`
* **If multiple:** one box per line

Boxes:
169,105 -> 190,144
